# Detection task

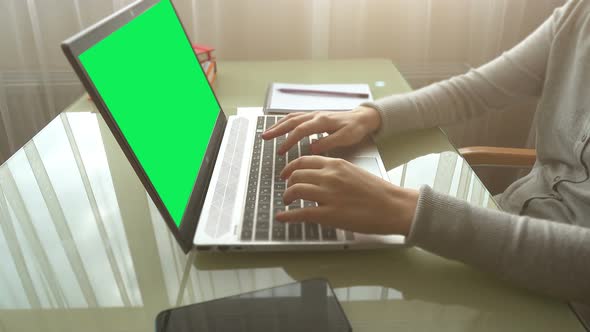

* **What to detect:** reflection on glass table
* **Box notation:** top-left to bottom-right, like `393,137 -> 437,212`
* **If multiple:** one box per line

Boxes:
0,112 -> 584,332
388,151 -> 499,209
156,279 -> 351,332
0,113 -> 141,309
0,113 -> 190,332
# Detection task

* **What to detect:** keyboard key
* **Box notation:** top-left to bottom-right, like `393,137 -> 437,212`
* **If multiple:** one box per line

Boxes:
304,223 -> 320,241
258,202 -> 270,213
287,139 -> 299,162
241,229 -> 252,241
301,136 -> 311,155
288,223 -> 303,241
257,210 -> 270,222
243,210 -> 254,221
255,228 -> 269,241
246,200 -> 256,210
247,187 -> 257,197
303,200 -> 316,208
321,227 -> 337,241
272,223 -> 286,241
260,194 -> 271,203
241,208 -> 254,240
266,117 -> 276,127
257,219 -> 269,231
288,200 -> 301,210
256,117 -> 264,131
248,174 -> 259,183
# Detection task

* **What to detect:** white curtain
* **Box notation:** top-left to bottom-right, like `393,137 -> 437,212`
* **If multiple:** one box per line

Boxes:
0,0 -> 565,164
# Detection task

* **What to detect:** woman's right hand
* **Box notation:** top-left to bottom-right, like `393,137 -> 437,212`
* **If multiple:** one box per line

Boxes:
261,106 -> 382,155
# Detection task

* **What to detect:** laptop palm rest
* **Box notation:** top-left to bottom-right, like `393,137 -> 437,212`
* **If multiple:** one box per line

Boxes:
348,157 -> 381,177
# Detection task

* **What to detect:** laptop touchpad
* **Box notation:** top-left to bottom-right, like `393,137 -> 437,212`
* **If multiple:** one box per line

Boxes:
348,157 -> 382,178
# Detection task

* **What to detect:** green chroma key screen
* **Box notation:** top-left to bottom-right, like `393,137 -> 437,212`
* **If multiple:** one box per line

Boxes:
79,0 -> 219,226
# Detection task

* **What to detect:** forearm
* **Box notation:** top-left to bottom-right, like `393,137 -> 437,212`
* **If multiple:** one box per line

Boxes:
408,186 -> 590,303
364,7 -> 555,141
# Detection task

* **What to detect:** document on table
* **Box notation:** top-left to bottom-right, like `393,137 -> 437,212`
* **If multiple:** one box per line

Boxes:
264,83 -> 373,114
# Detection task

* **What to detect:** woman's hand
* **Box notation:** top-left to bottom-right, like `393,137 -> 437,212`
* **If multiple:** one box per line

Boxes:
276,155 -> 419,236
262,106 -> 382,155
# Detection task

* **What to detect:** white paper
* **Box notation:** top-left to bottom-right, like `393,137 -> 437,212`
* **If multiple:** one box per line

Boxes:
267,83 -> 373,113
237,107 -> 264,116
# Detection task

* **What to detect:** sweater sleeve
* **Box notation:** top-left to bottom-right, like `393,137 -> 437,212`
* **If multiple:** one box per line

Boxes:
409,186 -> 590,303
364,2 -> 565,141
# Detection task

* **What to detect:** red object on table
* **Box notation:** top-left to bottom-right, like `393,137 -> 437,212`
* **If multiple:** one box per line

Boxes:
192,43 -> 215,63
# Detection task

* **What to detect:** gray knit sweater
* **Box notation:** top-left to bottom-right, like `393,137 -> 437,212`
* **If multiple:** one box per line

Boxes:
364,0 -> 590,303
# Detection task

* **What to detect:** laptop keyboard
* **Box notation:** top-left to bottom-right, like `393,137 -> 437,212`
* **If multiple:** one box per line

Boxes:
241,116 -> 349,242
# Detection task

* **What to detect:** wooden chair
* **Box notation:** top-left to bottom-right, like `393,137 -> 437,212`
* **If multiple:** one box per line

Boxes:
458,146 -> 536,194
458,146 -> 537,168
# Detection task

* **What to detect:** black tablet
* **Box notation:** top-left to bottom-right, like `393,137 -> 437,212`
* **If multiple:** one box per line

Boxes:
155,278 -> 352,332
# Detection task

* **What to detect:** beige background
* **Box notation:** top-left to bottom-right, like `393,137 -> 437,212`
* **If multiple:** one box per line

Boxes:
0,0 -> 565,190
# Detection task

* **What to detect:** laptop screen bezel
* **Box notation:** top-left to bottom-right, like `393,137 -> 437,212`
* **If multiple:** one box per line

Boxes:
61,0 -> 227,253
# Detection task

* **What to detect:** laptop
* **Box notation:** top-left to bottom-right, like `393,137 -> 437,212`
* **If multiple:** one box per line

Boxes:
62,0 -> 405,253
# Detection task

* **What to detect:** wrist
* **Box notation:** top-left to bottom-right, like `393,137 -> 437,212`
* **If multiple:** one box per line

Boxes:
387,186 -> 419,236
357,106 -> 382,133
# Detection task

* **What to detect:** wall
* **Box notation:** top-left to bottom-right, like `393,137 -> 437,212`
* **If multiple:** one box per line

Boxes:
0,0 -> 565,166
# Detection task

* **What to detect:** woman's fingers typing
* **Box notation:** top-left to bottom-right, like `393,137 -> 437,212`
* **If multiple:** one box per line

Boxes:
282,183 -> 326,205
262,107 -> 382,157
280,155 -> 327,179
262,112 -> 312,140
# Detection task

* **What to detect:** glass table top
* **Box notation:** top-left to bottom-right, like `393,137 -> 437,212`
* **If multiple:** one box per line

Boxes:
0,111 -> 582,331
0,59 -> 584,331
